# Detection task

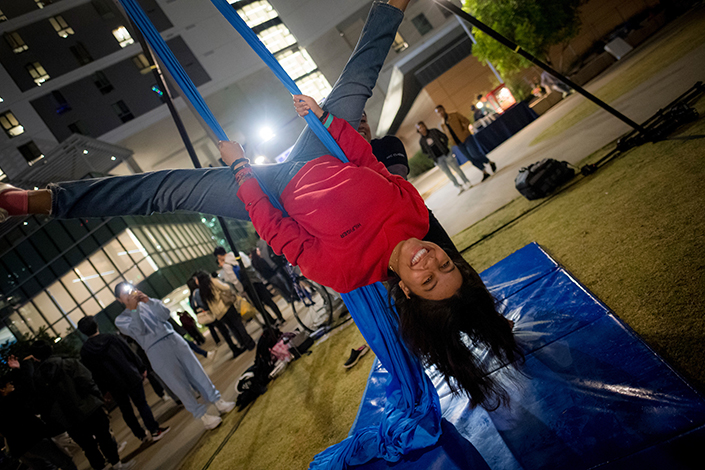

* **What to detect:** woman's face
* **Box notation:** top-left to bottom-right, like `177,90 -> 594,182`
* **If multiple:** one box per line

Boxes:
392,239 -> 463,300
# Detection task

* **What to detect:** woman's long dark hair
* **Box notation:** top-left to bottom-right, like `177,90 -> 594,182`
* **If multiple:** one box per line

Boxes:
195,270 -> 216,306
390,250 -> 523,410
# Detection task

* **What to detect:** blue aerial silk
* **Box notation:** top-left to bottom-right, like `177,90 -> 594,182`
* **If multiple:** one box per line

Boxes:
117,0 -> 442,467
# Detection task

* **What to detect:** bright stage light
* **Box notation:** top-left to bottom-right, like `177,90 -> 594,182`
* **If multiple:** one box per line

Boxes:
254,155 -> 267,165
476,102 -> 484,109
259,126 -> 275,142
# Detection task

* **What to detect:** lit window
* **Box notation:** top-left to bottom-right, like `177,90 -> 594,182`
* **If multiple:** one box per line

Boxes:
0,111 -> 25,137
296,71 -> 332,103
111,100 -> 134,123
112,26 -> 134,48
18,141 -> 44,166
275,47 -> 317,81
35,0 -> 53,9
49,16 -> 74,38
5,32 -> 28,53
0,9 -> 7,21
69,42 -> 93,65
258,23 -> 296,54
392,32 -> 408,53
132,53 -> 152,73
233,0 -> 279,28
26,62 -> 49,86
93,71 -> 113,94
0,167 -> 6,181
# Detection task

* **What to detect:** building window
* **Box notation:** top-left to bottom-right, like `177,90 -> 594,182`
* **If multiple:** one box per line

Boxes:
112,26 -> 134,48
69,42 -> 93,66
258,22 -> 296,54
0,167 -> 6,181
93,71 -> 114,94
232,0 -> 332,103
275,47 -> 317,81
5,32 -> 28,53
26,62 -> 50,86
296,71 -> 332,104
411,13 -> 433,36
92,0 -> 115,19
51,91 -> 72,114
18,141 -> 44,166
392,32 -> 409,53
68,120 -> 89,136
132,53 -> 152,73
233,0 -> 279,28
0,111 -> 24,138
35,0 -> 53,9
49,16 -> 74,38
0,9 -> 7,22
111,101 -> 134,123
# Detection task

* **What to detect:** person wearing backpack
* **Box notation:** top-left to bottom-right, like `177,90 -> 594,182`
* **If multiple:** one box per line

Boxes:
194,270 -> 256,353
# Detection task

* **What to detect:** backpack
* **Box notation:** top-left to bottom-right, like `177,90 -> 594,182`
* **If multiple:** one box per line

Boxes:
515,158 -> 575,200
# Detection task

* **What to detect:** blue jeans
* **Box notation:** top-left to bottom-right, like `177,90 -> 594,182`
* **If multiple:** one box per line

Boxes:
50,2 -> 404,222
453,135 -> 489,171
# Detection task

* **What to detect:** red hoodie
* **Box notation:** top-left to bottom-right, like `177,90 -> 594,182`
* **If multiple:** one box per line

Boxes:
237,116 -> 429,293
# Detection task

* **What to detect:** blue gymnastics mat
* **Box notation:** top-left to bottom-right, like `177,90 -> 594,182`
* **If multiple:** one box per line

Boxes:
348,243 -> 705,469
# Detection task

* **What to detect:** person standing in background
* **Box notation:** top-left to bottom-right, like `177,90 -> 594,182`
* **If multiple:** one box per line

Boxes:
435,104 -> 496,181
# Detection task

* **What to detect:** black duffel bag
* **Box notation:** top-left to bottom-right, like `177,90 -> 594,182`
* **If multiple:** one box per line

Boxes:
515,158 -> 575,200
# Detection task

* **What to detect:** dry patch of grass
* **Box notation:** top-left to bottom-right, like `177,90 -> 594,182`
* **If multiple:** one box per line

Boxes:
530,10 -> 705,145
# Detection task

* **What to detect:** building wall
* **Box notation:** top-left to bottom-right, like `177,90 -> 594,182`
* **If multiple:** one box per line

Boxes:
548,0 -> 662,72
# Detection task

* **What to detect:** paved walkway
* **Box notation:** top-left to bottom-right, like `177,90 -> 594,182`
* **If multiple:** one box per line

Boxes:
415,9 -> 705,237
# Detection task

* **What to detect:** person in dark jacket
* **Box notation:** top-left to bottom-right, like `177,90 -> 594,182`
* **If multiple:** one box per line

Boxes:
77,316 -> 169,444
9,340 -> 135,470
250,247 -> 293,301
416,121 -> 472,193
178,310 -> 206,344
0,374 -> 78,470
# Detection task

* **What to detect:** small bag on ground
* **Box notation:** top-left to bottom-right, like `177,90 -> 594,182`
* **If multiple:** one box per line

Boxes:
515,158 -> 575,200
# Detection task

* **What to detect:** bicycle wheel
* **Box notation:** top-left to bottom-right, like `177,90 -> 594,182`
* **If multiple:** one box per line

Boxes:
290,276 -> 333,332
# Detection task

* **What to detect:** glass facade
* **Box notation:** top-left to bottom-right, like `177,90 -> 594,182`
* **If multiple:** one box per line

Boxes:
0,213 -> 218,343
230,0 -> 332,102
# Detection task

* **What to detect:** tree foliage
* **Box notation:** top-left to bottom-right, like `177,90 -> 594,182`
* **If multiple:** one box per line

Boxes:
463,0 -> 584,76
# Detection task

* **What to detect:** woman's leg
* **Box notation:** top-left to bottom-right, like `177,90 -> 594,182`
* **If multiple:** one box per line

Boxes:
283,2 -> 406,168
213,319 -> 242,352
45,167 -> 250,220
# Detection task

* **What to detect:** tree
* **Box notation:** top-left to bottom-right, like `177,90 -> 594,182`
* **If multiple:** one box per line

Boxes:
462,0 -> 584,77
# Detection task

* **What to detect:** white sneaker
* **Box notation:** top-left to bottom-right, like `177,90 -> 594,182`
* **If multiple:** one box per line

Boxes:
112,461 -> 136,470
162,394 -> 173,402
201,413 -> 222,430
207,350 -> 216,360
215,398 -> 235,414
457,186 -> 466,195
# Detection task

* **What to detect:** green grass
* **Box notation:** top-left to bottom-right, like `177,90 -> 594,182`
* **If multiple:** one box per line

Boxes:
530,10 -> 705,146
179,320 -> 374,470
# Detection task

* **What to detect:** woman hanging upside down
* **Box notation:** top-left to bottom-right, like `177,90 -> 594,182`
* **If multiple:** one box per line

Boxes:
0,0 -> 521,409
